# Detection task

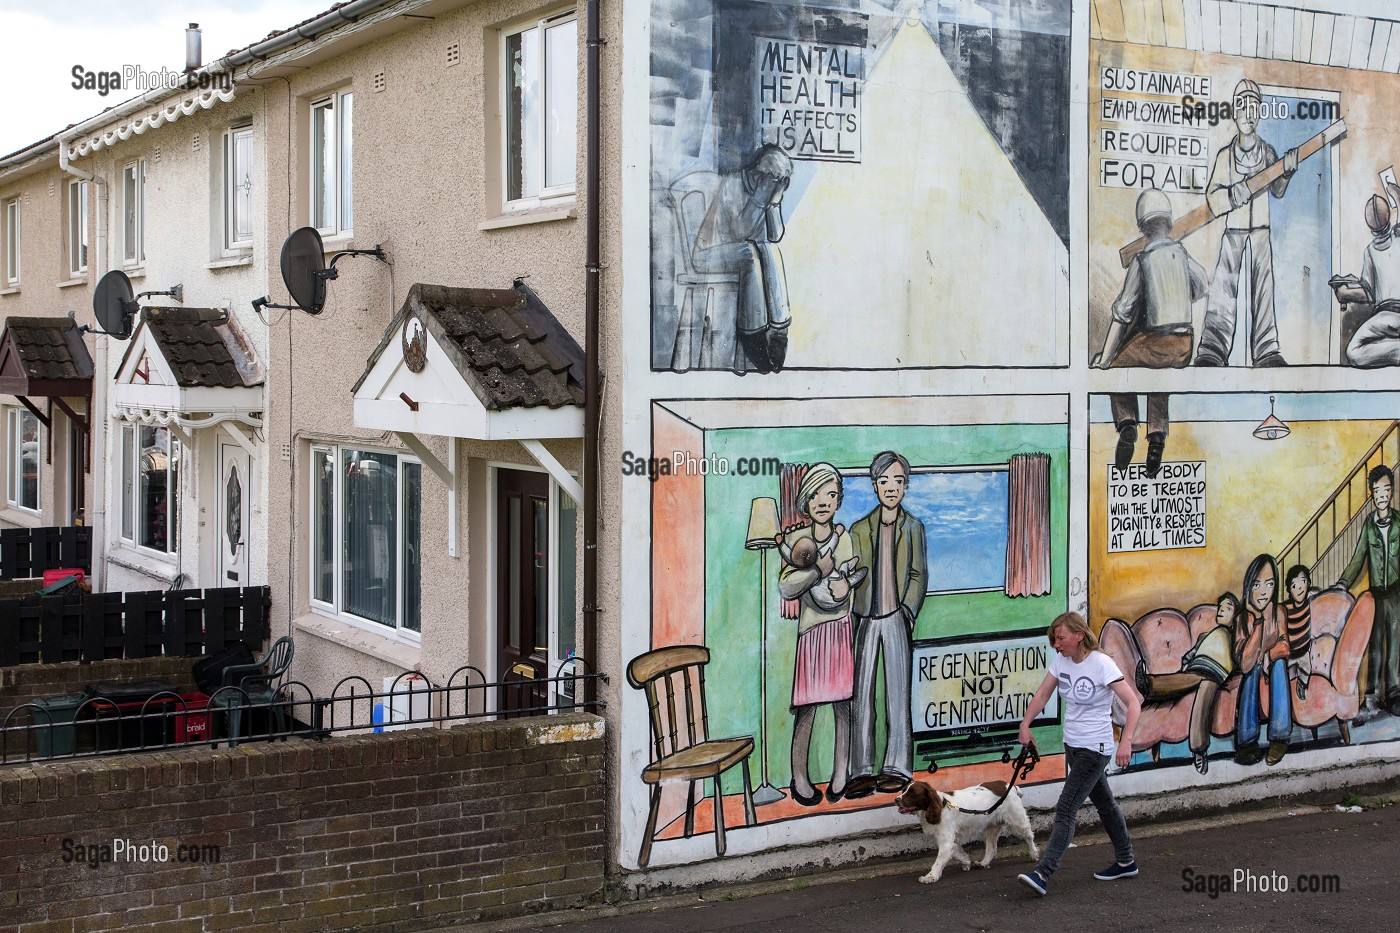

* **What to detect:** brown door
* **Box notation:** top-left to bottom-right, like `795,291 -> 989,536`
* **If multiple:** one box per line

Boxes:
497,469 -> 550,716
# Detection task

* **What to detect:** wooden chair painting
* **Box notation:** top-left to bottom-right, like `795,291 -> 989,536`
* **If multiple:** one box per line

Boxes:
627,645 -> 757,867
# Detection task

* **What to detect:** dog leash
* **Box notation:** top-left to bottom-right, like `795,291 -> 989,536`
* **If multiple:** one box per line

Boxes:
943,741 -> 1041,816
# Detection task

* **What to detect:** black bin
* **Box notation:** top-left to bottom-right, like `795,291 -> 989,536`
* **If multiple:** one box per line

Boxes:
192,643 -> 255,695
85,680 -> 178,751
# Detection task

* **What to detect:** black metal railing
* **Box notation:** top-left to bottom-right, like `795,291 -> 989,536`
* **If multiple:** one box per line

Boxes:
0,659 -> 608,765
0,525 -> 91,579
0,585 -> 271,666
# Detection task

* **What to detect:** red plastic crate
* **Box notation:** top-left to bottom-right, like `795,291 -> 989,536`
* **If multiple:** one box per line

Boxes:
173,693 -> 211,744
42,568 -> 85,586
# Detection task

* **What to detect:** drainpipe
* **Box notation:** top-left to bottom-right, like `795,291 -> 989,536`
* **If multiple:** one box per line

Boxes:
583,0 -> 602,698
58,135 -> 109,590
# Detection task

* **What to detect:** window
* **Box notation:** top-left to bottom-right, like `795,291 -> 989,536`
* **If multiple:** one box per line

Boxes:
224,126 -> 253,250
836,467 -> 1010,594
310,90 -> 353,236
6,409 -> 39,512
67,180 -> 89,276
310,445 -> 421,633
122,160 -> 146,266
118,423 -> 179,554
3,197 -> 18,285
503,11 -> 577,206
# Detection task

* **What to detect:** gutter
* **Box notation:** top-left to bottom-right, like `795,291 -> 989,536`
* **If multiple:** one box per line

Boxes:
583,0 -> 602,694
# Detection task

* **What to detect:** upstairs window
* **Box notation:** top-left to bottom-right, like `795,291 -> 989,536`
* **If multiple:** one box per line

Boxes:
3,197 -> 17,286
224,126 -> 253,250
122,160 -> 146,266
504,11 -> 577,206
67,180 -> 89,276
311,90 -> 353,236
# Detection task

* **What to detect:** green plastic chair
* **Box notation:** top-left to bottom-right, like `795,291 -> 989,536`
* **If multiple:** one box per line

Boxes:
209,636 -> 295,746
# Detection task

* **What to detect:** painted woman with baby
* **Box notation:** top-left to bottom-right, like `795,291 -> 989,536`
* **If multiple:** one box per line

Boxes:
777,463 -> 866,805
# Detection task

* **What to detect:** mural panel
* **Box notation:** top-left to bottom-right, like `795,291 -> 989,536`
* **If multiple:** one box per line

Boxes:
1089,2 -> 1400,368
650,0 -> 1071,372
1090,392 -> 1400,772
630,395 -> 1069,868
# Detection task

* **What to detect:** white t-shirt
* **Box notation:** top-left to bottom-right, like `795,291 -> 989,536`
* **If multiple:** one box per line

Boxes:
1050,650 -> 1123,753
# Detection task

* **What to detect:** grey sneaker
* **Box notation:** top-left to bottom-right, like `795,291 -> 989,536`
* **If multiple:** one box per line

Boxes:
1355,695 -> 1382,725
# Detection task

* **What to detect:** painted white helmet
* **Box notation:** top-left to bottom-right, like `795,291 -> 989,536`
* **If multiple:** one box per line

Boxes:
1135,188 -> 1173,228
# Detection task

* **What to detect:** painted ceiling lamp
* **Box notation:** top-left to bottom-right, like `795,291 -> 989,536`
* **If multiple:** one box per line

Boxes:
1252,396 -> 1290,441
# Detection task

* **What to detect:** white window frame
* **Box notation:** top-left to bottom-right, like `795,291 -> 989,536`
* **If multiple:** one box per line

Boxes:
223,126 -> 254,251
546,477 -> 579,703
6,408 -> 40,514
67,180 -> 89,276
308,443 -> 421,637
501,10 -> 578,210
309,89 -> 353,238
121,160 -> 146,267
117,421 -> 180,558
3,197 -> 18,286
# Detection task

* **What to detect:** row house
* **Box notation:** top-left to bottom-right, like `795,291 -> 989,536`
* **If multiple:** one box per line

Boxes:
0,0 -> 618,766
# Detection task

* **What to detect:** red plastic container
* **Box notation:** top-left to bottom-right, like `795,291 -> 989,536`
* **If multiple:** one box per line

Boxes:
42,568 -> 85,586
173,693 -> 211,744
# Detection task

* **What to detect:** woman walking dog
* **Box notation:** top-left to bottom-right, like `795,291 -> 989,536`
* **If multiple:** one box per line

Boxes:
1016,611 -> 1142,896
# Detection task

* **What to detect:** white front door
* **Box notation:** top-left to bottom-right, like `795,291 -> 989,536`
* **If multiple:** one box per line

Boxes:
218,439 -> 252,586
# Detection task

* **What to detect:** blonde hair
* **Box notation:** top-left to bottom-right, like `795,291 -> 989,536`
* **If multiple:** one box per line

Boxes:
1047,611 -> 1100,651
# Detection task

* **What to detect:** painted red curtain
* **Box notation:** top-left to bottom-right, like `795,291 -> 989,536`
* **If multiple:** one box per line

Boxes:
778,463 -> 809,619
1005,453 -> 1051,598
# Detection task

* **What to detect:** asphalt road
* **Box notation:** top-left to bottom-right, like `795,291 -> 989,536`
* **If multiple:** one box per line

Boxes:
498,791 -> 1399,933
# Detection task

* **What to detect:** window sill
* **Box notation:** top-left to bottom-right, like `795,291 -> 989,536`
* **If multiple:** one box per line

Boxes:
0,508 -> 43,529
107,544 -> 178,582
57,278 -> 88,289
0,286 -> 18,296
320,235 -> 354,255
207,254 -> 253,270
122,266 -> 146,280
295,610 -> 422,670
479,204 -> 577,231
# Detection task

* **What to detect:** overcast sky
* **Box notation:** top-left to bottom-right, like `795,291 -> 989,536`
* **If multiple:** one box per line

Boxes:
0,0 -> 333,155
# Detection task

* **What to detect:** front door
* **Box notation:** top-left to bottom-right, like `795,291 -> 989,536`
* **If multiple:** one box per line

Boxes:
218,439 -> 252,586
496,469 -> 550,716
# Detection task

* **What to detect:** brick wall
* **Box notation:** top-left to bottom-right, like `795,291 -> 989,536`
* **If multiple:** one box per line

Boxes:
0,713 -> 606,931
0,658 -> 197,714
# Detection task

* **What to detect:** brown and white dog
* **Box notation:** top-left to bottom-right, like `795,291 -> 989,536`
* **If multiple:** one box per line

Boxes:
895,780 -> 1038,883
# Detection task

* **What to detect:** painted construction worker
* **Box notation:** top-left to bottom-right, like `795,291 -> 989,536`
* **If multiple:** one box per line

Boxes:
1194,79 -> 1299,367
1093,188 -> 1207,477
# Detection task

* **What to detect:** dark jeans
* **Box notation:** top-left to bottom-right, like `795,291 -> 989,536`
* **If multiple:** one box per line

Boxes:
1235,658 -> 1291,746
1035,745 -> 1134,877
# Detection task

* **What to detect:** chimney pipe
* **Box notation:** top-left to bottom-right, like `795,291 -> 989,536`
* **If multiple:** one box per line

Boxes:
185,23 -> 202,73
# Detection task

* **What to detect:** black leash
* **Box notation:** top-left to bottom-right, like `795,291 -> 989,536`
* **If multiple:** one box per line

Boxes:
944,741 -> 1041,816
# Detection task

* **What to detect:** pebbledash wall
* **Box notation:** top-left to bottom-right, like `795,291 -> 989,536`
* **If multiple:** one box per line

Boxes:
610,0 -> 1400,885
0,714 -> 605,931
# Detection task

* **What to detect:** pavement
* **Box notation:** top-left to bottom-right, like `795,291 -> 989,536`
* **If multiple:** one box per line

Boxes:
457,779 -> 1400,933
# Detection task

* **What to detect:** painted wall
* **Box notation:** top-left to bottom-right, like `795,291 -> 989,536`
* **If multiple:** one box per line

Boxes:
618,0 -> 1400,879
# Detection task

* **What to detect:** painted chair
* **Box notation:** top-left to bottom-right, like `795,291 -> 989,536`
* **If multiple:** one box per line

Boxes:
666,173 -> 743,373
208,636 -> 295,747
627,644 -> 756,868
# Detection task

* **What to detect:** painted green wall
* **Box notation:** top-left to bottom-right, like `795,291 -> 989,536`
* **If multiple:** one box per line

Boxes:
700,422 -> 1069,791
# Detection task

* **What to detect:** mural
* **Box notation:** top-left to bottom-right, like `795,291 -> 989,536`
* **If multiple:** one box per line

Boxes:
630,395 -> 1069,867
651,0 -> 1071,372
1089,2 -> 1400,367
1090,392 -> 1400,772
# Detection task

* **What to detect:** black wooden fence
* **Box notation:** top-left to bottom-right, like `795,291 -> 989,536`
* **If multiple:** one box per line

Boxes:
0,586 -> 271,666
0,526 -> 92,579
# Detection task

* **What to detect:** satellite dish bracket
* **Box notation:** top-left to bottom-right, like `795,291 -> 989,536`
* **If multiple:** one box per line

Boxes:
253,244 -> 388,316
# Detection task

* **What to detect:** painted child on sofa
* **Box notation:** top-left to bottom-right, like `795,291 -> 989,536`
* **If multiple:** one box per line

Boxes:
1134,592 -> 1239,774
1283,565 -> 1316,702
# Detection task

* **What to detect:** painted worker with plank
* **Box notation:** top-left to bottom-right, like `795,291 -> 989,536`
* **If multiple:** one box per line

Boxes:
1193,79 -> 1298,367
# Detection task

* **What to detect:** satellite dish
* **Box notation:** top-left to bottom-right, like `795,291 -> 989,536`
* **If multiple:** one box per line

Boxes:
93,270 -> 138,339
253,227 -> 387,317
280,226 -> 327,314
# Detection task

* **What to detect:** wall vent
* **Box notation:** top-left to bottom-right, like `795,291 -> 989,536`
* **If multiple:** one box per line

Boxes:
374,71 -> 386,92
446,43 -> 460,67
